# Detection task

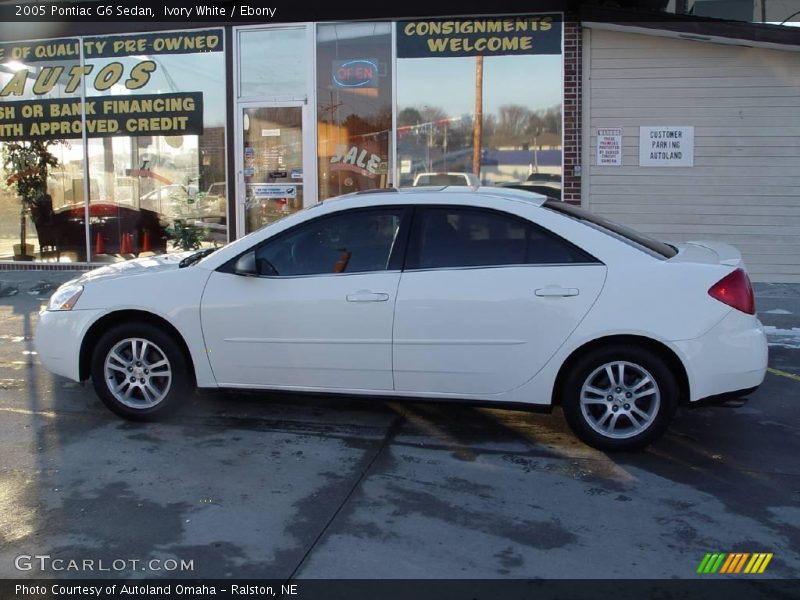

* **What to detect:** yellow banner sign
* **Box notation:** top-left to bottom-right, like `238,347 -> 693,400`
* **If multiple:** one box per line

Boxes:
0,93 -> 204,141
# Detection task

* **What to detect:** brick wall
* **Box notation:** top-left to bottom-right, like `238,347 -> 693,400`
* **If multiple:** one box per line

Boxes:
562,21 -> 581,205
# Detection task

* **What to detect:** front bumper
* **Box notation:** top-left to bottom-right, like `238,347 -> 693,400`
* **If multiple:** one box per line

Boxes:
35,308 -> 106,382
672,309 -> 768,403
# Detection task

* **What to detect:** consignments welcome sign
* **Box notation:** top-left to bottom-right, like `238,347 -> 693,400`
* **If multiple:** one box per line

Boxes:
396,15 -> 562,58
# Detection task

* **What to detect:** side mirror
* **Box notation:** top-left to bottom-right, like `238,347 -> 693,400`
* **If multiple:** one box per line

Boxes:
234,251 -> 257,276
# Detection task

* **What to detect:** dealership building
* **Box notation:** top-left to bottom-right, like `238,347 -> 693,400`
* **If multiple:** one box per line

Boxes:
0,7 -> 799,281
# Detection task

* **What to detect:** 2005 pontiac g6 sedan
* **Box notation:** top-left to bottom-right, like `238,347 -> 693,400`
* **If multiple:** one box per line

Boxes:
35,187 -> 768,450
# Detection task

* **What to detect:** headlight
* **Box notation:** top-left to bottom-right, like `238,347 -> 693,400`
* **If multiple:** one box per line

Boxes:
47,285 -> 84,311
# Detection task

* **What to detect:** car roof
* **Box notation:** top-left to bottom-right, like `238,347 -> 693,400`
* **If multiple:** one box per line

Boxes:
348,186 -> 549,207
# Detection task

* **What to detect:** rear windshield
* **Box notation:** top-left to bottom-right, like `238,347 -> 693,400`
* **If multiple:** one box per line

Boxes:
544,200 -> 678,259
416,174 -> 469,186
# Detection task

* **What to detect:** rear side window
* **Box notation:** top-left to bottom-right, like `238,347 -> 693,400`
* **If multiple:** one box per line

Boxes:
407,207 -> 597,270
544,200 -> 677,259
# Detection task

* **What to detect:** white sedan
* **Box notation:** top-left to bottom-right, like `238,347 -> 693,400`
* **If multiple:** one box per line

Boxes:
35,187 -> 768,450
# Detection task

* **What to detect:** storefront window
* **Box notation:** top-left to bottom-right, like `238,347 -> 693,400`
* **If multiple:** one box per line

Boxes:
0,39 -> 87,262
236,27 -> 310,235
316,23 -> 392,200
85,31 -> 227,261
241,106 -> 304,234
1,18 -> 564,263
0,29 -> 227,263
396,16 -> 563,192
239,28 -> 306,100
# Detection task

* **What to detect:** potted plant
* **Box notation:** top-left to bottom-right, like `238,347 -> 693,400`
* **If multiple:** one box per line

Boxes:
2,140 -> 61,261
166,219 -> 203,252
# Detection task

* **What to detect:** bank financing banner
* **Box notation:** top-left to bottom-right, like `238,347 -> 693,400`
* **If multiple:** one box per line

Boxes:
0,92 -> 204,141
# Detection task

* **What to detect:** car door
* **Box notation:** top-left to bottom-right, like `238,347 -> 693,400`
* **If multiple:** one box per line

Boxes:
201,206 -> 410,391
392,205 -> 607,396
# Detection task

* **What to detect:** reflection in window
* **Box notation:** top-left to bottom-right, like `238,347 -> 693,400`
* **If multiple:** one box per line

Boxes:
256,208 -> 403,276
397,53 -> 563,191
85,45 -> 227,261
0,32 -> 227,263
239,28 -> 307,100
0,45 -> 86,262
242,106 -> 304,234
411,207 -> 592,269
316,23 -> 392,201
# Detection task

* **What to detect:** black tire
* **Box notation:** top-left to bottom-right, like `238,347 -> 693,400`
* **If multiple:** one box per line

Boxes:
91,322 -> 192,421
561,344 -> 678,451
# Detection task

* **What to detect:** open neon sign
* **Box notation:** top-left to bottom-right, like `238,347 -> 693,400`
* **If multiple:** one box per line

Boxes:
332,59 -> 378,88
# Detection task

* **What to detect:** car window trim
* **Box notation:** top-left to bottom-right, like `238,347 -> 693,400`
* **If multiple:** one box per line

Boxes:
218,204 -> 413,278
403,262 -> 604,274
404,204 -> 602,272
388,206 -> 414,271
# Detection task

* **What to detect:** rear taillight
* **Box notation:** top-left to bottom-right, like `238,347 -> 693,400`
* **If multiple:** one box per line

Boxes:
708,268 -> 755,315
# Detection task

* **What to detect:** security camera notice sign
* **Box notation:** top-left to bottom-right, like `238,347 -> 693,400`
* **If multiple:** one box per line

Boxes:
639,126 -> 694,167
596,128 -> 622,166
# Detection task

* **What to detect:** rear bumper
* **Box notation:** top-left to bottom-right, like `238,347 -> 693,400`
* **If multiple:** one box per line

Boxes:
691,385 -> 761,407
672,309 -> 768,403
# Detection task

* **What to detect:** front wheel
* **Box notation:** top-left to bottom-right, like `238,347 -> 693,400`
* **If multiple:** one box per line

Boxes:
561,345 -> 678,451
91,322 -> 192,421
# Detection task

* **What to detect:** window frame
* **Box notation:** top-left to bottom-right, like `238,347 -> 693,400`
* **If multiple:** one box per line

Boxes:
403,205 -> 602,272
219,204 -> 413,278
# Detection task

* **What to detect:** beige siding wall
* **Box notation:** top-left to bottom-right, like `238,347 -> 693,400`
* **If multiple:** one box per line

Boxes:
584,28 -> 800,283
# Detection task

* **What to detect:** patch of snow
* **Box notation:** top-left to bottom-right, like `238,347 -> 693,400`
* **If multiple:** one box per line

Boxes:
763,326 -> 800,349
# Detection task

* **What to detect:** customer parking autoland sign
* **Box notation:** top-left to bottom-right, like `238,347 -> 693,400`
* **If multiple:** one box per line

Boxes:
0,92 -> 203,141
639,126 -> 695,167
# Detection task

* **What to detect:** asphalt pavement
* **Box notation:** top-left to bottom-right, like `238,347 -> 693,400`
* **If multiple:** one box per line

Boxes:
0,270 -> 797,580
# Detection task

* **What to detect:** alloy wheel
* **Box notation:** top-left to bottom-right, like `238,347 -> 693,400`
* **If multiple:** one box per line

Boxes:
103,337 -> 173,409
579,360 -> 661,440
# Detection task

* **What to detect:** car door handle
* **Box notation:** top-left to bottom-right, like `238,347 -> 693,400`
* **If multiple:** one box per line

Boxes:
535,286 -> 579,297
346,291 -> 390,303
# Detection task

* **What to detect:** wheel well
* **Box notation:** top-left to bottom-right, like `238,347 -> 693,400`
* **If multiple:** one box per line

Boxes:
79,310 -> 196,384
551,335 -> 690,406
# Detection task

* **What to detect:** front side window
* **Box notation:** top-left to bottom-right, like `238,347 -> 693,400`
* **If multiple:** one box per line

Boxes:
255,208 -> 403,276
409,206 -> 596,269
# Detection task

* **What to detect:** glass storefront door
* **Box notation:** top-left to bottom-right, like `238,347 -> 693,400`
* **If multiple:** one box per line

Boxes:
238,104 -> 307,235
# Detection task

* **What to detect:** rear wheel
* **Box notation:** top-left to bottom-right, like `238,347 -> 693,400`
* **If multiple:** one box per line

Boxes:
561,345 -> 678,451
91,322 -> 191,421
